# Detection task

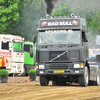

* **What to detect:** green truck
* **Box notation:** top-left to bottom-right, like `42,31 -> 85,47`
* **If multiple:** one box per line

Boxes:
23,42 -> 36,75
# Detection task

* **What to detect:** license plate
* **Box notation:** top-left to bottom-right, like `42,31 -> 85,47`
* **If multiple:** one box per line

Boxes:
54,70 -> 64,73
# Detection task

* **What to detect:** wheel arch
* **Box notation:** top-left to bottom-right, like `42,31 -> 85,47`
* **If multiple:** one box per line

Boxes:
85,60 -> 90,79
23,65 -> 27,76
85,60 -> 90,69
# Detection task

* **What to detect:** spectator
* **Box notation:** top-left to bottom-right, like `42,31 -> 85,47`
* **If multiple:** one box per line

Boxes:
0,55 -> 8,70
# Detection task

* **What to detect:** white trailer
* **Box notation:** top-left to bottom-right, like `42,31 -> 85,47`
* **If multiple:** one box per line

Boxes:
0,34 -> 24,74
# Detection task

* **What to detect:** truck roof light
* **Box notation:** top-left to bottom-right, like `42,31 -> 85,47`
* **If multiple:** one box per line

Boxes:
46,14 -> 50,18
70,13 -> 75,18
23,38 -> 25,41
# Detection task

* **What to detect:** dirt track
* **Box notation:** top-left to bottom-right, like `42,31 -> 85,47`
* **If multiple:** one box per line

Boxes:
0,76 -> 100,100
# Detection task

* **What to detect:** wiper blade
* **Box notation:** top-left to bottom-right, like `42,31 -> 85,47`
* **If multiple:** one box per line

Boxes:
59,44 -> 67,46
65,42 -> 75,44
68,44 -> 78,47
40,43 -> 53,46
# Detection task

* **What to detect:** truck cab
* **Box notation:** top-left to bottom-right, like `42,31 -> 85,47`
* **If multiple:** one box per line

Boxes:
23,42 -> 36,75
34,14 -> 100,86
0,35 -> 24,74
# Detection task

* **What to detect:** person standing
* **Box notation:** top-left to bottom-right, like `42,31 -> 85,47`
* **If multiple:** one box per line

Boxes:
0,55 -> 8,70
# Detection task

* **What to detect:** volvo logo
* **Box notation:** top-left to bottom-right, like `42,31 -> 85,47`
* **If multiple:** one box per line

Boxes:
57,55 -> 60,58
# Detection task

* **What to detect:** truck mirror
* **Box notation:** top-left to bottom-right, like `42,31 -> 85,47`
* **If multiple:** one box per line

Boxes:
96,55 -> 100,62
82,32 -> 88,42
9,42 -> 12,48
84,39 -> 88,42
9,42 -> 12,52
9,47 -> 12,52
33,35 -> 36,43
85,33 -> 88,42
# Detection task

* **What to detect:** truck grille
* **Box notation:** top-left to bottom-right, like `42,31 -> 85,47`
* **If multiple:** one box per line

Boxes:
49,51 -> 67,62
50,63 -> 68,69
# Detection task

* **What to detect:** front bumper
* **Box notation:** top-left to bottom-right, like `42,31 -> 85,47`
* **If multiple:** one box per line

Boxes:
36,68 -> 84,76
36,62 -> 85,76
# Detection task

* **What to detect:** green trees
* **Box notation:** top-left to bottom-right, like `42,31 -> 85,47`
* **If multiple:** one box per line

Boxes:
0,0 -> 45,41
14,0 -> 45,41
0,0 -> 19,34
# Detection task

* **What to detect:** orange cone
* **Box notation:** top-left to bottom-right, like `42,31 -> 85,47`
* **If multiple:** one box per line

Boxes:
27,75 -> 30,84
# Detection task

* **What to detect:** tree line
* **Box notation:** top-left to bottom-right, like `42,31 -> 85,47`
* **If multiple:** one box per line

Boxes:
0,0 -> 45,41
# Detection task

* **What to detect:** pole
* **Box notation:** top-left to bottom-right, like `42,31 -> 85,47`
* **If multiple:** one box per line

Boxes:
13,72 -> 14,83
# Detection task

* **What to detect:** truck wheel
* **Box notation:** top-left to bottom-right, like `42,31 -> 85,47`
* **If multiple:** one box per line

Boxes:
79,66 -> 89,87
40,76 -> 49,86
23,67 -> 27,76
52,81 -> 58,86
92,71 -> 100,86
96,71 -> 100,85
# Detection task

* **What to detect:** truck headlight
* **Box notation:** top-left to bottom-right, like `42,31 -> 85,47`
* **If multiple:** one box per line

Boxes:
74,64 -> 84,68
74,64 -> 80,68
39,65 -> 45,69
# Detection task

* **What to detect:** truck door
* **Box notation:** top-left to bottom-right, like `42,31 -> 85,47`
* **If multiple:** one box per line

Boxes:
1,41 -> 12,67
24,44 -> 35,65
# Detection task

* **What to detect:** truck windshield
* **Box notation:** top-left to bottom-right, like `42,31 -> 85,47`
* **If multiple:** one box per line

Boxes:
13,42 -> 23,52
38,30 -> 81,45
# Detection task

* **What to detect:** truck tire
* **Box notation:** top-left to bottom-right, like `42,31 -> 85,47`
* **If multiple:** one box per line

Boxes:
23,67 -> 27,76
40,76 -> 49,86
79,66 -> 89,87
96,70 -> 100,85
92,70 -> 100,86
